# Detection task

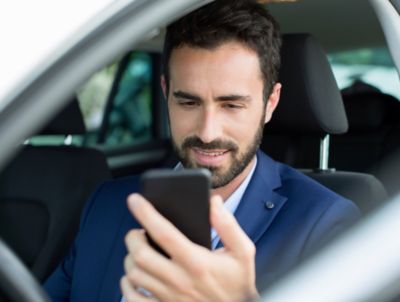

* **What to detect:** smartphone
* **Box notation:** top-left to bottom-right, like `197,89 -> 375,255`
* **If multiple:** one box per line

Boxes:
139,168 -> 212,256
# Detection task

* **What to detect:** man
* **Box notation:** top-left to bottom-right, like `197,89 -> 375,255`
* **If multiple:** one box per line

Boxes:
44,1 -> 360,301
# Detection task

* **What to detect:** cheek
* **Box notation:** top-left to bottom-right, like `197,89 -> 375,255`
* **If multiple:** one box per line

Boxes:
168,106 -> 194,141
223,110 -> 262,141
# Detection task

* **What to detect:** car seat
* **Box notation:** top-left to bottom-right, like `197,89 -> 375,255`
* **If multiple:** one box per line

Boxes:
261,33 -> 387,214
0,99 -> 111,281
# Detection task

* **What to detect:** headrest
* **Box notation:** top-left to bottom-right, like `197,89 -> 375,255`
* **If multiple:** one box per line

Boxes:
265,34 -> 348,136
40,98 -> 86,135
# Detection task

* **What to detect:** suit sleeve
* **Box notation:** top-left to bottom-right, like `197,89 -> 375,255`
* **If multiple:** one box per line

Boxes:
43,182 -> 107,301
300,198 -> 361,258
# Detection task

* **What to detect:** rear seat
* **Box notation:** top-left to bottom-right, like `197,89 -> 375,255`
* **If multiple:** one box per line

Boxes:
330,80 -> 400,196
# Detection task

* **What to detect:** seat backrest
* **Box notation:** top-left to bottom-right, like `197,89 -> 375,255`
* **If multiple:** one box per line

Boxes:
0,99 -> 111,281
302,170 -> 387,213
261,33 -> 387,214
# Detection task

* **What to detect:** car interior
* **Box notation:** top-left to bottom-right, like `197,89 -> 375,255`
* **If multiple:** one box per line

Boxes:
0,31 -> 394,283
0,0 -> 400,300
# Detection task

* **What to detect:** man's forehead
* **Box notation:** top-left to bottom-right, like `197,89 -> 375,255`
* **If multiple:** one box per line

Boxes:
168,42 -> 263,81
169,41 -> 258,60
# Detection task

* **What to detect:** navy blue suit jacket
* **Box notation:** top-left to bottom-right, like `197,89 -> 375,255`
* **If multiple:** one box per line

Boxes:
44,150 -> 360,301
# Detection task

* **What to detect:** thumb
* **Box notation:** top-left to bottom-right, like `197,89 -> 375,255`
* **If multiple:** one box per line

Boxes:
210,195 -> 255,259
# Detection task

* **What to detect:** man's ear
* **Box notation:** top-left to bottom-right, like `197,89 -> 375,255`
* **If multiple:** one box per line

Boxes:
264,83 -> 281,124
160,75 -> 167,100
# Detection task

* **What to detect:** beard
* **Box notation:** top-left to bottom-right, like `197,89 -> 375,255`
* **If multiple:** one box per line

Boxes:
172,111 -> 265,189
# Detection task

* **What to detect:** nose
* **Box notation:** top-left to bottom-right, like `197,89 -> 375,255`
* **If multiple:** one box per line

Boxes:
196,106 -> 222,144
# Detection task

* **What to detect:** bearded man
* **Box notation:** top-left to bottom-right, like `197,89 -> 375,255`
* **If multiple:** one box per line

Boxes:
45,1 -> 360,301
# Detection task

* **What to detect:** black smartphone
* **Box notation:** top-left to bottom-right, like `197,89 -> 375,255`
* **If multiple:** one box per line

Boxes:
140,168 -> 212,257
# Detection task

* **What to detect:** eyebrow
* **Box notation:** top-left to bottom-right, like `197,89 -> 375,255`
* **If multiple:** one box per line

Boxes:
173,90 -> 251,102
216,94 -> 251,102
173,91 -> 201,101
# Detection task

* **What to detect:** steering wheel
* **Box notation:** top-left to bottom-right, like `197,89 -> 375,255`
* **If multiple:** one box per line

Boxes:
0,238 -> 50,302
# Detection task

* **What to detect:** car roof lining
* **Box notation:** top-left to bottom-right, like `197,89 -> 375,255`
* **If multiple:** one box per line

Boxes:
134,0 -> 387,54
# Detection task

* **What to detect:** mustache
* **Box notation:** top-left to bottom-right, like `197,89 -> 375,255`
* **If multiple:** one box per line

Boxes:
181,136 -> 238,151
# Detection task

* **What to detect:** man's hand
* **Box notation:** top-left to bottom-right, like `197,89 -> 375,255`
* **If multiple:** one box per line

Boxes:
120,193 -> 259,302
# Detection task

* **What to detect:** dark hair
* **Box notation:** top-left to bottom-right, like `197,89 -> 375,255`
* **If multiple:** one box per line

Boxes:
162,0 -> 281,103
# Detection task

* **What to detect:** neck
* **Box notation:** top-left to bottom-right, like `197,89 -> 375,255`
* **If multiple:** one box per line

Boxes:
211,156 -> 256,201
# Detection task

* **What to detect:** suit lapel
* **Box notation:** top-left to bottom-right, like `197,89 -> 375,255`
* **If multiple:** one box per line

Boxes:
218,151 -> 287,248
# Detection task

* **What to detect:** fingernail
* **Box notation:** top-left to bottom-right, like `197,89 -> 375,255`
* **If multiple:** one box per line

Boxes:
127,193 -> 142,209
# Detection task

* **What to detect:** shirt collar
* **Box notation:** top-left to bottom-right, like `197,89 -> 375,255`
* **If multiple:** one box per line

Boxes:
222,156 -> 257,214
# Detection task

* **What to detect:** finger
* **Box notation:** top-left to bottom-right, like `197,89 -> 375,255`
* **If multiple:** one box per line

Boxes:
210,195 -> 255,259
124,228 -> 188,288
124,263 -> 169,299
124,229 -> 176,273
127,194 -> 196,260
120,276 -> 158,302
124,253 -> 134,273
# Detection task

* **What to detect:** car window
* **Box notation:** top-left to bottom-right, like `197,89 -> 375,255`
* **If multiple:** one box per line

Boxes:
29,51 -> 158,148
79,51 -> 154,147
328,47 -> 400,99
77,62 -> 117,143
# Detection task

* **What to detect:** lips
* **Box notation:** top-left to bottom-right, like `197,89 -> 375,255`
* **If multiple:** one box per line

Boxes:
191,147 -> 230,166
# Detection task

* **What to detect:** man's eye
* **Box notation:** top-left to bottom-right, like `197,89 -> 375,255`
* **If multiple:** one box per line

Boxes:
179,101 -> 198,107
223,103 -> 242,109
